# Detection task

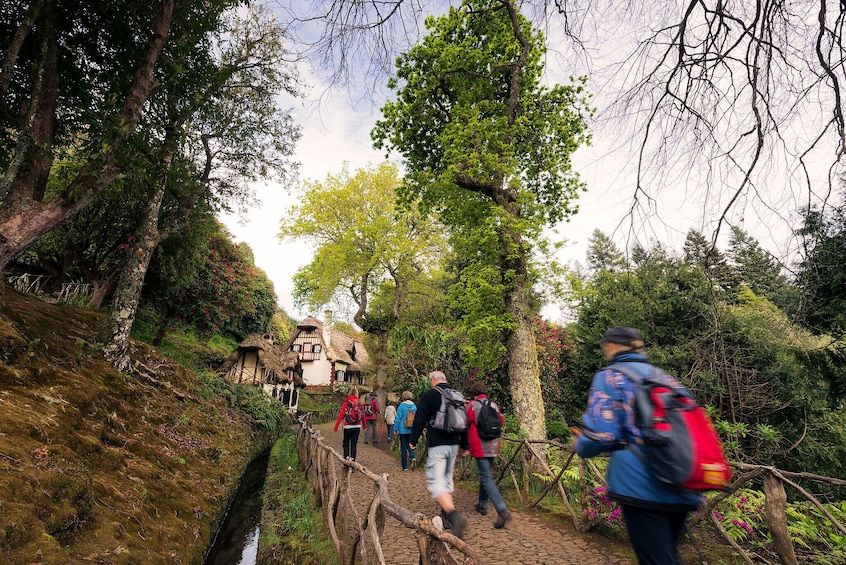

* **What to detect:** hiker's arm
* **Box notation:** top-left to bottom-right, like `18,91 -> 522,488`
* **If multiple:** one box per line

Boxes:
334,400 -> 346,431
576,371 -> 622,458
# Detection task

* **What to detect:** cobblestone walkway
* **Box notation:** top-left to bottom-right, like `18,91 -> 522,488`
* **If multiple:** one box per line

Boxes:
317,423 -> 635,565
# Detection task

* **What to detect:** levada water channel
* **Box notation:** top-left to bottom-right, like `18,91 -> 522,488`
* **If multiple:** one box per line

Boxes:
203,452 -> 269,565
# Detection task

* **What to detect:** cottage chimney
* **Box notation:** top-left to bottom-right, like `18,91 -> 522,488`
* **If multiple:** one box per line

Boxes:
323,310 -> 333,348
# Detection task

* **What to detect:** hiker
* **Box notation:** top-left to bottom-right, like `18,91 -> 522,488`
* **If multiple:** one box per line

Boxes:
384,400 -> 397,443
394,391 -> 417,470
334,386 -> 366,462
461,382 -> 511,528
363,391 -> 380,444
574,327 -> 703,565
410,371 -> 469,539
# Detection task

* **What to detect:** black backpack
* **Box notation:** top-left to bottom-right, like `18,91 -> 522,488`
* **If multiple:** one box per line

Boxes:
474,398 -> 502,440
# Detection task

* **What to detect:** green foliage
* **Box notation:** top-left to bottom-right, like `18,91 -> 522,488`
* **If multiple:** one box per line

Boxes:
711,489 -> 765,544
144,225 -> 279,341
795,191 -> 846,337
372,0 -> 592,226
198,371 -> 290,434
709,489 -> 846,562
280,162 -> 447,333
568,234 -> 846,478
259,433 -> 338,564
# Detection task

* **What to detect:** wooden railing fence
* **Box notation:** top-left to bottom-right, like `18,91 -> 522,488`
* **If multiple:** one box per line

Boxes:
298,414 -> 846,565
296,413 -> 483,565
464,435 -> 846,565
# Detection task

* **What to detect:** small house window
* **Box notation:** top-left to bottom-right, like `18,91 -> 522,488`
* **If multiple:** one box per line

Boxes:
313,344 -> 322,353
291,344 -> 302,352
335,370 -> 346,382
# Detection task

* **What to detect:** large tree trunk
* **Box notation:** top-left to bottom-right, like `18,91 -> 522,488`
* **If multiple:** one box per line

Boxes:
98,181 -> 166,371
0,0 -> 174,277
502,235 -> 546,443
372,329 -> 390,407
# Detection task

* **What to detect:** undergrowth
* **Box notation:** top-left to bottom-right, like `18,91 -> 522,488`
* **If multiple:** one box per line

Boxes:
257,432 -> 338,564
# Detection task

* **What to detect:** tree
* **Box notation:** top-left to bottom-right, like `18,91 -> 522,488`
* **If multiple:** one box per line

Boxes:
279,162 -> 447,399
585,229 -> 625,273
97,5 -> 301,370
371,0 -> 591,441
795,195 -> 846,337
0,0 -> 178,278
727,226 -> 795,311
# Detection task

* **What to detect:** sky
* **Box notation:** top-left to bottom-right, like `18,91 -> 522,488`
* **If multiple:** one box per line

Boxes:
218,4 -> 817,326
218,80 -> 619,324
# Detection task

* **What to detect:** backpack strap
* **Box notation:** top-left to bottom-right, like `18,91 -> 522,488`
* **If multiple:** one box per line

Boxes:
605,362 -> 656,452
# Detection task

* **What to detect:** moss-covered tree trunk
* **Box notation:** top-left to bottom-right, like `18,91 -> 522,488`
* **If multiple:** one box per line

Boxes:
98,182 -> 165,371
500,207 -> 546,444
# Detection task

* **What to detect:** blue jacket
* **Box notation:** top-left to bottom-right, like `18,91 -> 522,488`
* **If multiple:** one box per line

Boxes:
575,352 -> 703,510
394,400 -> 416,435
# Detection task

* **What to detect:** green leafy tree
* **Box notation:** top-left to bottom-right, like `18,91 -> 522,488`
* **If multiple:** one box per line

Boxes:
795,195 -> 846,337
585,229 -> 626,274
0,0 -> 179,277
154,226 -> 278,339
371,0 -> 591,441
727,226 -> 794,311
279,162 -> 447,398
98,5 -> 301,370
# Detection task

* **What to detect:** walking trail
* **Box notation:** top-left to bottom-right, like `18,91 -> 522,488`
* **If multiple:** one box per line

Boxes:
315,422 -> 635,565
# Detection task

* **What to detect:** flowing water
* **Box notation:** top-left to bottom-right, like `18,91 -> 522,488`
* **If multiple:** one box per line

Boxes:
203,453 -> 269,565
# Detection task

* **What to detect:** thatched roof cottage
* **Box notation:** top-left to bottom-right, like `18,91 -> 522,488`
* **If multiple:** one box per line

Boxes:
282,311 -> 371,389
220,333 -> 305,411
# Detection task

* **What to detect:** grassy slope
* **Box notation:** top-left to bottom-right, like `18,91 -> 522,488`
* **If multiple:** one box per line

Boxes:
0,285 -> 274,564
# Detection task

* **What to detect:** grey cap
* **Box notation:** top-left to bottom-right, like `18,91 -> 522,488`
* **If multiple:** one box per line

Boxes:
600,326 -> 644,345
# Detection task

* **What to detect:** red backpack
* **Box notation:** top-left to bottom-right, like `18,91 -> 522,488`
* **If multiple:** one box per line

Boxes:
609,363 -> 732,492
344,400 -> 363,425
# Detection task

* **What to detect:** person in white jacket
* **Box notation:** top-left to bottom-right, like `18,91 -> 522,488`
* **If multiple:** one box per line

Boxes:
384,401 -> 397,442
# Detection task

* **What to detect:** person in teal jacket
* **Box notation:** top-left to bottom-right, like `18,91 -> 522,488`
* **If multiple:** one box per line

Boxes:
575,327 -> 702,565
393,391 -> 417,470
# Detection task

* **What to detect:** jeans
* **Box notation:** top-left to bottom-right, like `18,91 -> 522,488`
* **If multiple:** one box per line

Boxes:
364,420 -> 378,443
399,433 -> 415,469
425,444 -> 459,498
475,456 -> 506,513
386,424 -> 394,442
621,504 -> 688,565
342,427 -> 361,460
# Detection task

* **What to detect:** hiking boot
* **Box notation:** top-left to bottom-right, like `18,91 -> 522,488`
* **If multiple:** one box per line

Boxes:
438,509 -> 452,530
474,503 -> 488,516
493,509 -> 512,529
449,511 -> 468,540
409,458 -> 417,471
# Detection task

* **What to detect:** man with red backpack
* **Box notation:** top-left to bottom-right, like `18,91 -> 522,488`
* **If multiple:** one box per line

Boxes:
574,327 -> 705,565
362,392 -> 380,444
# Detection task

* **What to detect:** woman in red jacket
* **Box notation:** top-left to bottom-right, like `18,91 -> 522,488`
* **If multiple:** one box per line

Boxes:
334,386 -> 366,461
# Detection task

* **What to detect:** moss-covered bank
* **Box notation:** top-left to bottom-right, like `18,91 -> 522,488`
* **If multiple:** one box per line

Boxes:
0,285 -> 276,564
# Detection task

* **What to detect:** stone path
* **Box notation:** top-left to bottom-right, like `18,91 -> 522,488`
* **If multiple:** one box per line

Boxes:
317,422 -> 635,565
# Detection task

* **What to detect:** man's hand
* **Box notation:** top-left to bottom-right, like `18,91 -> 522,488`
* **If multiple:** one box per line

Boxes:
409,444 -> 416,450
459,449 -> 469,457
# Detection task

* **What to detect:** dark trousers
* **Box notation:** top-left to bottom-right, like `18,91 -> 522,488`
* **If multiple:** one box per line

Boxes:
621,504 -> 688,565
342,427 -> 361,460
399,433 -> 415,469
